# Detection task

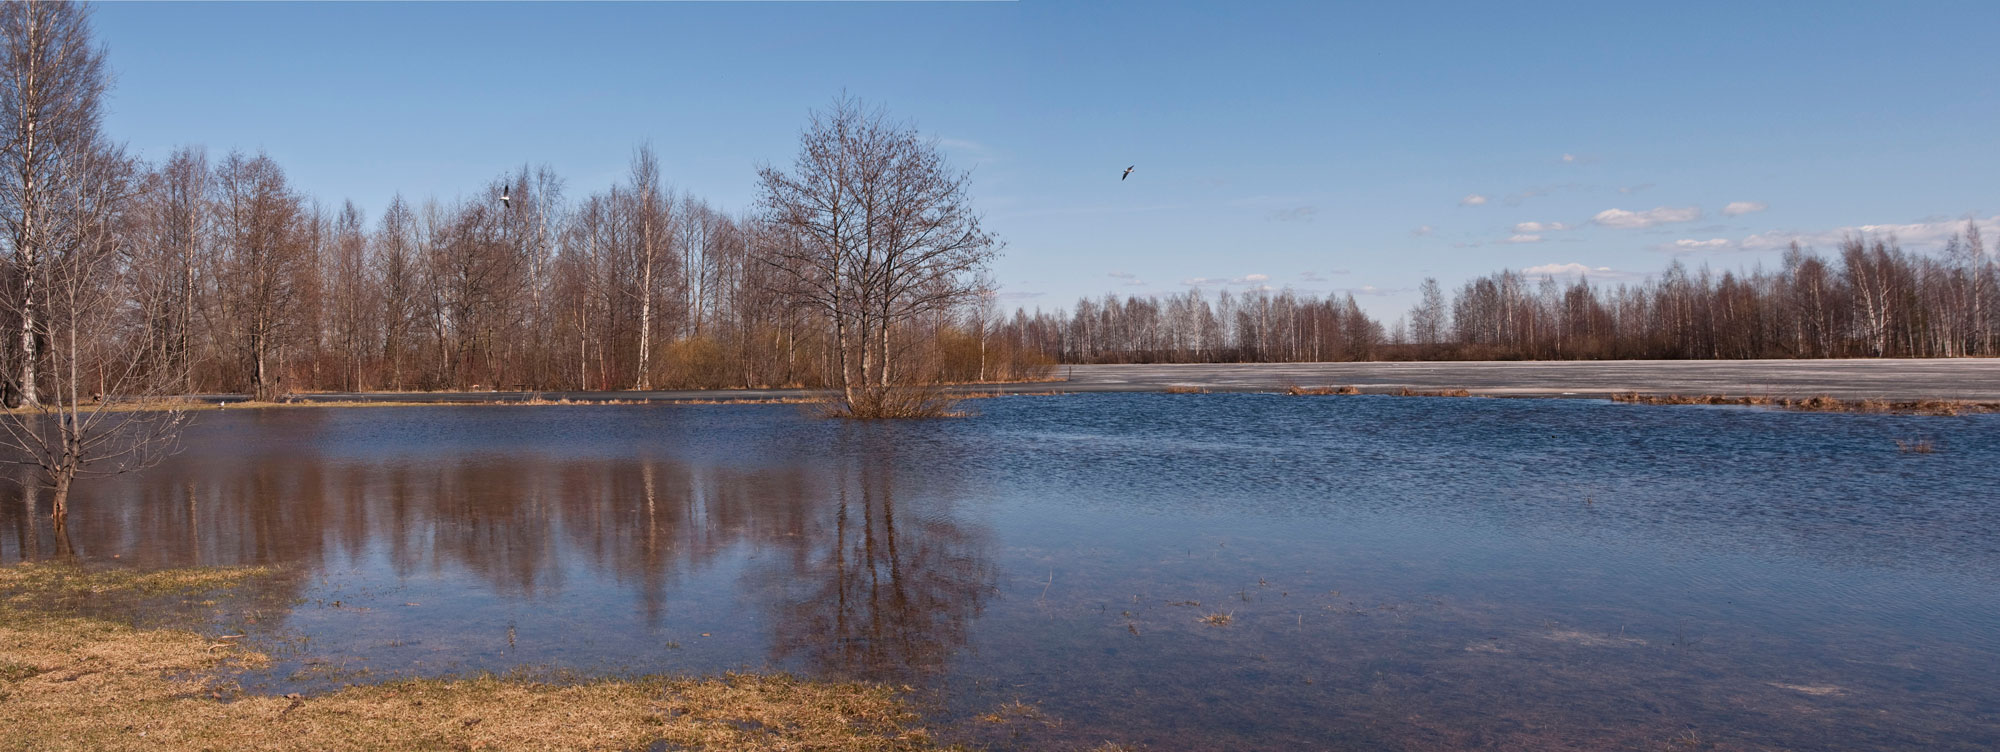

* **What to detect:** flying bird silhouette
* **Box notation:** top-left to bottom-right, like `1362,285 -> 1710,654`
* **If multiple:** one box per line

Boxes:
1121,165 -> 1135,181
499,186 -> 510,205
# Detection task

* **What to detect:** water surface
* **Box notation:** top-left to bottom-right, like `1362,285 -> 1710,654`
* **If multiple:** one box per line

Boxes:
6,395 -> 1998,750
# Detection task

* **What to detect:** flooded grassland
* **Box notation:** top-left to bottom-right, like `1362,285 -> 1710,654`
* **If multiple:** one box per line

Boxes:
5,394 -> 1998,750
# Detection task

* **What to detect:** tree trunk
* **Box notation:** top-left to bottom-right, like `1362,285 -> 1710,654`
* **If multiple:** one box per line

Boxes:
637,256 -> 653,390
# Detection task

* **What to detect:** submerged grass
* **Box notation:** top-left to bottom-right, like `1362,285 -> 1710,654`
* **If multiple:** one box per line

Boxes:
1895,438 -> 1938,454
0,562 -> 952,752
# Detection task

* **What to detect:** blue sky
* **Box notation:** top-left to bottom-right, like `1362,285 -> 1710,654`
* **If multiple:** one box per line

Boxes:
93,1 -> 2000,320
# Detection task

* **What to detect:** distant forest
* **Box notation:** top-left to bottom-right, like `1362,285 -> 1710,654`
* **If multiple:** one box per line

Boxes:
1007,232 -> 1997,364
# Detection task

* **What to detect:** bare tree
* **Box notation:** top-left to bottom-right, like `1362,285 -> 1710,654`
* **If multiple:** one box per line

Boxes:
756,97 -> 998,416
0,134 -> 184,528
212,151 -> 308,401
0,0 -> 107,408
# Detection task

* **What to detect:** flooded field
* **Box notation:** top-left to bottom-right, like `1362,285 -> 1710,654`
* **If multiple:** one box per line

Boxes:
6,394 -> 1999,750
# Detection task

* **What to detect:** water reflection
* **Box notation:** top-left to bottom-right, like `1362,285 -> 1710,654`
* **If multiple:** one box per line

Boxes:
759,435 -> 993,679
1,408 -> 995,685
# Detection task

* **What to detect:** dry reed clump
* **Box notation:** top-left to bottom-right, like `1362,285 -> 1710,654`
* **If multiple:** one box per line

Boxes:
1282,385 -> 1361,396
1162,385 -> 1209,394
814,385 -> 969,419
1198,612 -> 1233,627
0,562 -> 949,752
1611,392 -> 1997,415
1394,387 -> 1473,397
1895,439 -> 1937,454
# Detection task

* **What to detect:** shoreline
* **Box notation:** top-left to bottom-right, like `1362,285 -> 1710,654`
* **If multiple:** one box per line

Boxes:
0,561 -> 954,752
11,359 -> 1996,414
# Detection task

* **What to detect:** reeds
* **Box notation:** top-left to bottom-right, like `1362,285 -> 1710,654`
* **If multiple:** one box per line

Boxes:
1395,387 -> 1473,397
1610,393 -> 1995,415
1895,438 -> 1937,454
815,385 -> 969,419
1163,385 -> 1210,394
1282,385 -> 1360,395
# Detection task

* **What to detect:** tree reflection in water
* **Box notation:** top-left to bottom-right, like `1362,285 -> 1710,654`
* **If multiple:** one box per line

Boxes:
0,409 -> 996,683
760,430 -> 993,682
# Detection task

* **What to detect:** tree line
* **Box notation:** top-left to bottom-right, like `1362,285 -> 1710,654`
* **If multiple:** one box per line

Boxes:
25,132 -> 1033,403
990,231 -> 1996,363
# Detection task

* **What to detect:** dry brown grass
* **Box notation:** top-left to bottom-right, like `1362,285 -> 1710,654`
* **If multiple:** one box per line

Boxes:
1198,612 -> 1233,627
1281,385 -> 1360,396
1162,385 -> 1209,394
1394,387 -> 1473,398
815,385 -> 969,419
954,390 -> 1073,399
0,562 -> 951,752
0,561 -> 273,604
1610,393 -> 1996,415
1895,438 -> 1938,454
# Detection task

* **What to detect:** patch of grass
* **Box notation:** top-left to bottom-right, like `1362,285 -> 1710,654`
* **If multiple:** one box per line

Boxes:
976,700 -> 1046,724
1162,385 -> 1209,394
0,561 -> 275,608
0,562 -> 953,751
1394,387 -> 1472,397
1282,385 -> 1360,396
1610,392 -> 1997,415
1198,611 -> 1233,627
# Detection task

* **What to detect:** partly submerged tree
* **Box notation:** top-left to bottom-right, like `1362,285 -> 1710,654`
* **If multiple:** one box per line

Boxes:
0,138 -> 187,528
755,97 -> 999,417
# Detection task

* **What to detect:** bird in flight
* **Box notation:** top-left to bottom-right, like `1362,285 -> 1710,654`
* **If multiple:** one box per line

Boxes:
499,186 -> 510,205
1121,165 -> 1135,181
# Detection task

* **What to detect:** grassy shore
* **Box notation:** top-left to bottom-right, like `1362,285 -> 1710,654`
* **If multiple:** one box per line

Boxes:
0,561 -> 952,752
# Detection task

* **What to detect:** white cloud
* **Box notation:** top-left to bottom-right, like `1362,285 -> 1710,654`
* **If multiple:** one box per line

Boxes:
1672,238 -> 1731,250
1521,262 -> 1640,281
1524,263 -> 1607,276
1459,194 -> 1489,207
1513,221 -> 1571,233
1412,225 -> 1434,237
1501,233 -> 1544,244
1738,214 -> 2000,252
1182,273 -> 1274,288
1561,153 -> 1577,163
1107,271 -> 1137,279
1721,201 -> 1768,217
1593,206 -> 1702,229
1333,285 -> 1412,297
